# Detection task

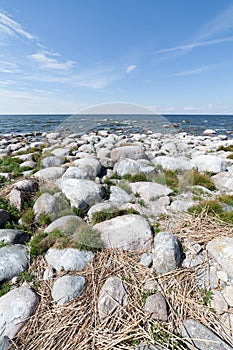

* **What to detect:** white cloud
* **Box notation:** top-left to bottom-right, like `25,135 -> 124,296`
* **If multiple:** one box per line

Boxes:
0,60 -> 20,73
173,64 -> 217,77
29,51 -> 76,71
26,66 -> 119,89
126,65 -> 136,73
0,11 -> 34,41
155,4 -> 233,61
0,87 -> 84,114
0,79 -> 16,85
156,36 -> 233,56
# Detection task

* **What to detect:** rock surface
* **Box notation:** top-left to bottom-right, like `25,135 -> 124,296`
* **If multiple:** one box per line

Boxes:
144,292 -> 168,321
94,214 -> 152,251
153,232 -> 181,274
0,245 -> 29,282
182,319 -> 232,350
0,229 -> 30,245
207,237 -> 233,278
44,215 -> 84,234
45,248 -> 94,272
56,178 -> 105,210
52,275 -> 86,305
0,286 -> 38,339
98,276 -> 128,319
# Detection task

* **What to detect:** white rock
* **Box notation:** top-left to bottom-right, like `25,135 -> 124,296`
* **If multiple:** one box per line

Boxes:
94,214 -> 152,251
152,156 -> 192,171
45,248 -> 94,272
52,275 -> 86,305
130,182 -> 172,202
192,155 -> 226,174
0,286 -> 38,339
222,286 -> 233,307
56,178 -> 105,210
98,276 -> 128,319
212,172 -> 233,191
33,167 -> 65,181
207,237 -> 233,278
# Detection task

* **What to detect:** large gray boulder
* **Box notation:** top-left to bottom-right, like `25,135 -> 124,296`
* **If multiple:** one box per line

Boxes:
109,186 -> 132,204
33,167 -> 65,181
130,182 -> 172,202
182,319 -> 232,350
0,286 -> 38,339
56,178 -> 105,210
45,248 -> 94,272
207,237 -> 233,278
44,215 -> 84,234
94,214 -> 152,251
0,245 -> 29,282
33,193 -> 59,221
113,158 -> 141,176
98,276 -> 128,319
51,275 -> 86,305
72,157 -> 102,179
41,156 -> 65,168
111,145 -> 148,162
212,172 -> 233,192
0,229 -> 30,245
153,232 -> 181,274
152,156 -> 192,171
62,167 -> 89,180
192,155 -> 226,174
51,148 -> 69,157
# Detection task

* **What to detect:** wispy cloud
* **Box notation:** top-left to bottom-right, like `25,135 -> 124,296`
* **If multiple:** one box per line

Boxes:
26,66 -> 118,89
0,60 -> 20,73
126,64 -> 136,73
0,11 -> 34,41
198,4 -> 233,40
0,79 -> 16,86
173,64 -> 217,77
155,4 -> 233,60
156,36 -> 233,55
29,51 -> 76,71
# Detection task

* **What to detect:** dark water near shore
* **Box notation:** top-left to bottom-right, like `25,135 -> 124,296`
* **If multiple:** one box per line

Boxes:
0,114 -> 232,137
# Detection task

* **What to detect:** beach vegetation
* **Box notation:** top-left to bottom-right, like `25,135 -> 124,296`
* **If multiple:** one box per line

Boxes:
180,170 -> 216,191
0,281 -> 10,297
227,153 -> 233,159
0,241 -> 8,248
188,199 -> 233,225
217,145 -> 233,152
154,170 -> 179,192
30,224 -> 102,259
118,181 -> 132,194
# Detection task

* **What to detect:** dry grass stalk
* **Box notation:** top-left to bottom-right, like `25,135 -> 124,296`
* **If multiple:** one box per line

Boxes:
7,245 -> 233,350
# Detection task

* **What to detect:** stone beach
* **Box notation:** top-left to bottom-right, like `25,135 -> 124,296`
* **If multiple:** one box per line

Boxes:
0,127 -> 233,349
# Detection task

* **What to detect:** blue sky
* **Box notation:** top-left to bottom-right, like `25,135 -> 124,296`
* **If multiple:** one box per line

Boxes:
0,0 -> 233,114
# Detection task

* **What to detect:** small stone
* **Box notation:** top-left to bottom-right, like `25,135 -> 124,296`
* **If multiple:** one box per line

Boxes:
153,232 -> 181,274
140,253 -> 153,267
43,267 -> 55,281
143,280 -> 158,292
98,276 -> 128,319
51,275 -> 86,305
144,292 -> 168,321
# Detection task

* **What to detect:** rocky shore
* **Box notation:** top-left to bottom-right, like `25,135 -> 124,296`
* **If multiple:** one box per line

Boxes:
0,128 -> 233,349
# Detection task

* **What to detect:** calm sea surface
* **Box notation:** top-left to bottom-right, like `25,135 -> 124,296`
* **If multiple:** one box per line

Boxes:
0,114 -> 232,137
